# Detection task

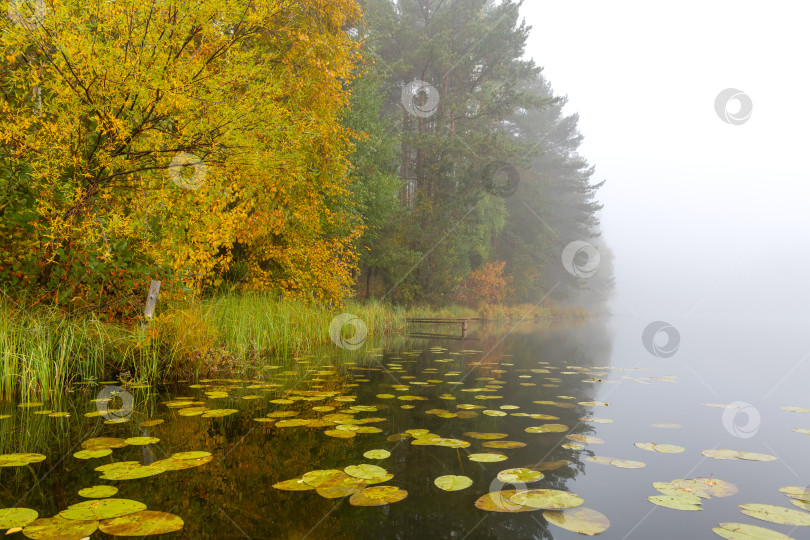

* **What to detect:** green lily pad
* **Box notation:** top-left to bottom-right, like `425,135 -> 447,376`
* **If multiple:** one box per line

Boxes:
316,476 -> 367,498
463,432 -> 507,440
468,453 -> 508,463
496,468 -> 544,483
0,453 -> 46,467
22,515 -> 98,539
585,455 -> 646,469
349,486 -> 408,506
0,508 -> 38,529
474,490 -> 540,512
712,522 -> 795,539
483,441 -> 526,449
124,437 -> 159,446
99,464 -> 166,480
739,504 -> 810,525
81,437 -> 128,450
543,507 -> 610,535
509,489 -> 585,510
525,424 -> 569,433
344,464 -> 388,481
151,455 -> 212,471
434,475 -> 473,491
73,449 -> 112,460
201,409 -> 238,418
702,449 -> 777,462
363,449 -> 391,460
648,495 -> 702,511
635,442 -> 685,454
324,429 -> 355,438
275,419 -> 313,427
670,478 -> 739,498
302,470 -> 345,487
98,510 -> 184,536
170,451 -> 211,460
95,461 -> 140,473
59,498 -> 147,520
78,485 -> 119,498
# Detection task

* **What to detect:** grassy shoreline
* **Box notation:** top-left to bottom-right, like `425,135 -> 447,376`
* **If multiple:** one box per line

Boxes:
0,294 -> 587,400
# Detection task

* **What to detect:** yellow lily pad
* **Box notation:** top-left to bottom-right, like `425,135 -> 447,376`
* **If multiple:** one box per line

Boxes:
201,409 -> 238,418
99,464 -> 166,480
434,475 -> 473,491
566,434 -> 604,445
315,476 -> 367,498
151,455 -> 212,472
525,424 -> 569,433
78,485 -> 119,498
702,449 -> 777,462
0,508 -> 38,529
648,495 -> 702,511
124,437 -> 159,446
21,515 -> 98,539
509,489 -> 585,510
81,437 -> 128,450
324,429 -> 355,438
463,432 -> 507,440
273,477 -> 315,491
739,504 -> 810,525
138,420 -> 164,427
586,455 -> 646,469
482,441 -> 526,449
98,510 -> 184,536
474,490 -> 540,513
468,453 -> 508,463
267,411 -> 299,418
59,498 -> 147,520
712,522 -> 795,539
301,470 -> 344,487
363,449 -> 391,460
544,507 -> 610,535
496,468 -> 544,483
275,419 -> 314,427
349,486 -> 408,506
344,464 -> 388,481
635,442 -> 685,454
0,453 -> 46,467
780,407 -> 810,413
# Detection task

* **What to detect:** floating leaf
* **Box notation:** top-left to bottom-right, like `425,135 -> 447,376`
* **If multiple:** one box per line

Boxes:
0,453 -> 46,467
138,420 -> 164,427
273,477 -> 315,491
275,419 -> 314,427
0,508 -> 38,529
525,424 -> 569,433
151,456 -> 212,472
496,468 -> 544,483
702,449 -> 777,462
463,432 -> 507,440
474,490 -> 540,513
483,441 -> 526,449
201,409 -> 238,418
566,434 -> 604,445
98,511 -> 184,536
509,489 -> 585,510
792,428 -> 810,435
533,460 -> 571,471
78,485 -> 119,498
81,437 -> 128,450
712,522 -> 795,539
324,429 -> 355,438
739,504 -> 810,525
21,515 -> 98,539
301,470 -> 344,487
59,498 -> 147,520
99,464 -> 166,480
468,453 -> 508,463
586,456 -> 646,469
780,407 -> 810,413
562,443 -> 585,450
124,437 -> 159,446
635,442 -> 685,454
363,449 -> 391,460
349,486 -> 408,506
316,476 -> 367,498
344,464 -> 388,481
434,475 -> 473,491
544,507 -> 610,536
647,495 -> 702,511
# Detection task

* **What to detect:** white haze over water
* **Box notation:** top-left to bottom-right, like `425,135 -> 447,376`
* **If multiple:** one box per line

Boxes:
520,0 -> 810,321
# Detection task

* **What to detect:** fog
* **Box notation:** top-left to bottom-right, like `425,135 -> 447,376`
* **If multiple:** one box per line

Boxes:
520,0 -> 810,320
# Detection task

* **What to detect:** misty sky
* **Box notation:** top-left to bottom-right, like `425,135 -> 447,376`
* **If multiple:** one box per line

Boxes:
519,1 -> 810,320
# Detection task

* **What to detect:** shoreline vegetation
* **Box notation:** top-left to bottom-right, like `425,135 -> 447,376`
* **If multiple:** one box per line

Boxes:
0,295 -> 587,400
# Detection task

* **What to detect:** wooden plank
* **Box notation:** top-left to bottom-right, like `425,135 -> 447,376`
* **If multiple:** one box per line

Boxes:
143,280 -> 161,320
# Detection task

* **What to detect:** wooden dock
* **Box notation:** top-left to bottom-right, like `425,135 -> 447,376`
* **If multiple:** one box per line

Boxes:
405,317 -> 481,339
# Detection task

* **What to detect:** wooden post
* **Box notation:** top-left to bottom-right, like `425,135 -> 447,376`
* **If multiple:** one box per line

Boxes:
143,280 -> 161,321
461,319 -> 468,339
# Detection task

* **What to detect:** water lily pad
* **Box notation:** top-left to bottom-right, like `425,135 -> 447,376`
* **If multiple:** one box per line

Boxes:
497,468 -> 544,483
525,424 -> 569,433
780,407 -> 810,413
543,507 -> 610,535
468,453 -> 508,463
95,461 -> 140,473
474,490 -> 540,512
648,495 -> 702,511
739,504 -> 810,525
124,437 -> 159,446
585,455 -> 646,469
532,460 -> 571,471
635,442 -> 685,454
138,420 -> 164,427
0,508 -> 38,529
22,515 -> 98,539
267,411 -> 299,418
434,475 -> 473,491
792,428 -> 810,435
151,455 -> 212,471
324,429 -> 355,438
566,434 -> 604,445
509,489 -> 585,510
78,485 -> 119,498
171,451 -> 211,460
98,510 -> 184,536
779,487 -> 810,501
275,419 -> 314,427
316,476 -> 367,498
349,486 -> 408,506
201,409 -> 238,418
344,464 -> 388,481
0,453 -> 46,467
702,449 -> 777,462
482,441 -> 526,449
99,464 -> 166,480
301,470 -> 344,487
712,522 -> 795,539
463,432 -> 507,440
562,443 -> 585,450
363,449 -> 391,460
59,498 -> 147,520
177,407 -> 207,417
273,477 -> 315,491
81,437 -> 128,450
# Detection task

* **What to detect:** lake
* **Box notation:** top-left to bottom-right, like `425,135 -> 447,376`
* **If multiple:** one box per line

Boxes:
1,315 -> 809,539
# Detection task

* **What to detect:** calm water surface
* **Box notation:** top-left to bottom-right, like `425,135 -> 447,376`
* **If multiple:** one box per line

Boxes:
1,316 -> 809,539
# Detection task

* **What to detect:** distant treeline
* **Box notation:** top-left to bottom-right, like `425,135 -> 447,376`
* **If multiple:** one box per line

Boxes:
0,0 -> 611,319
